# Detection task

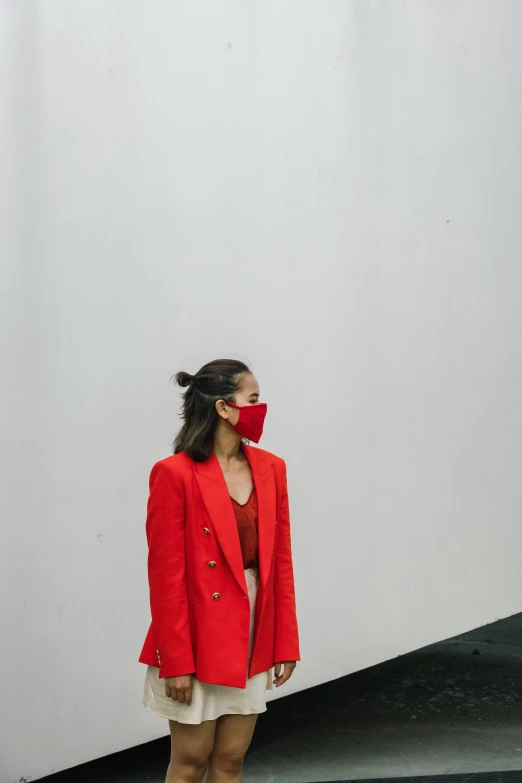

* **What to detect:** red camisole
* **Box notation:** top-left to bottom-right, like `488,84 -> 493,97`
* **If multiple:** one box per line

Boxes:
231,486 -> 258,570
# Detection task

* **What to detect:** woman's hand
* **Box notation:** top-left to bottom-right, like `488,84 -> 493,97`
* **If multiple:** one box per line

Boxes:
165,674 -> 194,705
273,661 -> 296,687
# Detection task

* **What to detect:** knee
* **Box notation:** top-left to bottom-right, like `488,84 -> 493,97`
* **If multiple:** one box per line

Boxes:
208,746 -> 245,775
169,750 -> 210,781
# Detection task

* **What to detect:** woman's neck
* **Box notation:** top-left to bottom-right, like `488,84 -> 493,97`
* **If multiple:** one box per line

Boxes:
214,430 -> 244,465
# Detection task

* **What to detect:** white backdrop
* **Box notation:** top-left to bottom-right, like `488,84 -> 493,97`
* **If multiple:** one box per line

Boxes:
2,1 -> 522,780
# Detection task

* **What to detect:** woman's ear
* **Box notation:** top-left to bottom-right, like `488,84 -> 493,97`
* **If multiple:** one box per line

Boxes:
215,399 -> 229,419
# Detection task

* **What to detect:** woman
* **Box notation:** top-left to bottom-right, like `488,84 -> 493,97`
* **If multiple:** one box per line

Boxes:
139,358 -> 300,783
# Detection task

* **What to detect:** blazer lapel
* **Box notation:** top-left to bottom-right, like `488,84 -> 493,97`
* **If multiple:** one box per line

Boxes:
193,444 -> 277,598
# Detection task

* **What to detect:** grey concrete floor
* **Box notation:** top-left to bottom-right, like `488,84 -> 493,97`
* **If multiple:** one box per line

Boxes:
40,613 -> 522,783
242,614 -> 522,781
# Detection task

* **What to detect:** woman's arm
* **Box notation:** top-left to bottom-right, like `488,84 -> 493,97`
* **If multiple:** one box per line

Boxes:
274,458 -> 300,663
146,461 -> 195,679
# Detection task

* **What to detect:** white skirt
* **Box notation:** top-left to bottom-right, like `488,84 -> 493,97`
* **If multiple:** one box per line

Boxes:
142,566 -> 274,724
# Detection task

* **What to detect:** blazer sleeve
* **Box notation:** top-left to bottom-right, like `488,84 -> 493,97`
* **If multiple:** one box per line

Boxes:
145,461 -> 195,679
274,457 -> 301,663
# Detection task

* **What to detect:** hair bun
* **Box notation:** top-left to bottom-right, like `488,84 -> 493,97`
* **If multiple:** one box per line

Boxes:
176,371 -> 194,388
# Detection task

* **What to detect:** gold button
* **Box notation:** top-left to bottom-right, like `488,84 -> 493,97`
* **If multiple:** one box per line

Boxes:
208,561 -> 216,568
203,527 -> 210,535
212,592 -> 220,600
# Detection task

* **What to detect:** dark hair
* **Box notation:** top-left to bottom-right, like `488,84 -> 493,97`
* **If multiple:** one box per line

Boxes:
171,358 -> 253,462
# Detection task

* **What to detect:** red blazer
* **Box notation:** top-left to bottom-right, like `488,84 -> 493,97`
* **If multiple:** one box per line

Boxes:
138,443 -> 300,688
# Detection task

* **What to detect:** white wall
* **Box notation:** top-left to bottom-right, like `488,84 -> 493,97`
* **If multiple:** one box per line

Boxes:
2,1 -> 522,779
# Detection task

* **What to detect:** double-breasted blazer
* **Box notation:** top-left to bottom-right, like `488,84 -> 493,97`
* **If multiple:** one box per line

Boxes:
138,443 -> 300,688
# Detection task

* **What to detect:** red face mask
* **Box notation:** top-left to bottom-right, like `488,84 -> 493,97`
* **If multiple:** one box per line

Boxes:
226,401 -> 267,443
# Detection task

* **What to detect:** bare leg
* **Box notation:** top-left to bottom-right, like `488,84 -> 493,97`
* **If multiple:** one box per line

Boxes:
205,713 -> 259,783
166,718 -> 217,783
